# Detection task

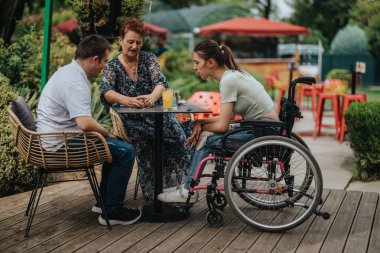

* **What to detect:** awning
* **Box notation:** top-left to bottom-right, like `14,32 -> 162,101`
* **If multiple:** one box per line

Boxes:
198,17 -> 310,37
144,22 -> 170,36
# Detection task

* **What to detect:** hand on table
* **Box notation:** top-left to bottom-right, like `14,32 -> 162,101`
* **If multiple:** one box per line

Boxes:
137,94 -> 157,108
122,97 -> 145,108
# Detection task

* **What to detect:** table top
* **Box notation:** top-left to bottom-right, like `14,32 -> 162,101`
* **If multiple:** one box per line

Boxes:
112,103 -> 211,114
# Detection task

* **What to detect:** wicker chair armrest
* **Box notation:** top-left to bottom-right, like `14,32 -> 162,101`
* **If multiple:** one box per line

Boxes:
32,131 -> 113,168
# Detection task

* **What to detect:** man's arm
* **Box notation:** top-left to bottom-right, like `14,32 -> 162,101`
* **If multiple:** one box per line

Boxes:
75,116 -> 115,138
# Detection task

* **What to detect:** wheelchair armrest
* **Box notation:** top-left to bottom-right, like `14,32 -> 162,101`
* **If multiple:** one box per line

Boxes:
240,120 -> 284,128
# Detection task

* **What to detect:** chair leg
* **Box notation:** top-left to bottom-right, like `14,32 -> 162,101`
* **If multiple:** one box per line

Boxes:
332,97 -> 340,140
25,170 -> 41,216
85,167 -> 112,230
24,169 -> 47,238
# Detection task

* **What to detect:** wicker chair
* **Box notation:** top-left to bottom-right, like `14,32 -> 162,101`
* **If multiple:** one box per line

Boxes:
7,98 -> 113,237
110,108 -> 140,200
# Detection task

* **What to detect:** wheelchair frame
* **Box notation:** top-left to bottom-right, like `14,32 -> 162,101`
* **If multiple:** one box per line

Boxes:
184,77 -> 330,231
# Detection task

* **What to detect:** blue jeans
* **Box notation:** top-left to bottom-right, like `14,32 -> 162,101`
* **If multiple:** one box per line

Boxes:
184,132 -> 253,189
66,136 -> 135,215
100,136 -> 135,215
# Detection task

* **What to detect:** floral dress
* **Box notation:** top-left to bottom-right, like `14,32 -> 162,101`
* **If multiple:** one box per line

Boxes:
100,51 -> 194,201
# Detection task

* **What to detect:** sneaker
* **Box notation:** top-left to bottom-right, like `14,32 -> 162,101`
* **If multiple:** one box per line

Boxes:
162,184 -> 183,193
98,208 -> 142,226
92,204 -> 102,214
157,185 -> 198,204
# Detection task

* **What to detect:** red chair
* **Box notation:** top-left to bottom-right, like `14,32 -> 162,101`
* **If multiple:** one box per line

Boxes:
313,79 -> 350,139
338,93 -> 367,143
298,84 -> 314,109
314,92 -> 341,140
187,91 -> 221,120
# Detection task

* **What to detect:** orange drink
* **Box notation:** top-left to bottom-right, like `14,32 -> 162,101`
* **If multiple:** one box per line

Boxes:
162,89 -> 173,109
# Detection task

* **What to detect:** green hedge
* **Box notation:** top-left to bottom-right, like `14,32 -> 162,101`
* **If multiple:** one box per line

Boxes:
345,102 -> 380,180
0,74 -> 36,197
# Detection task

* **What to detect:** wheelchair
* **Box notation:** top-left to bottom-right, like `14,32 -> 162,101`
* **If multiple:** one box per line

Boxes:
184,77 -> 330,232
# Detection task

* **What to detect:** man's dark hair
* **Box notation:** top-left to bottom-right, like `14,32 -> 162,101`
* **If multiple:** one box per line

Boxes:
75,35 -> 112,61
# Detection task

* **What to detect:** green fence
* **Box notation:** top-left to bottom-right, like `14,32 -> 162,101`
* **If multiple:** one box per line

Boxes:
322,54 -> 380,86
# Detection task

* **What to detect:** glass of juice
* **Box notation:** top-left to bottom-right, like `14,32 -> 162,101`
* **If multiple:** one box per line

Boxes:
162,89 -> 173,110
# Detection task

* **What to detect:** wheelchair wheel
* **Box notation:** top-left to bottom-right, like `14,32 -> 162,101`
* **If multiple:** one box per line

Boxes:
212,192 -> 227,210
207,210 -> 224,227
230,133 -> 313,206
290,133 -> 313,201
225,136 -> 323,232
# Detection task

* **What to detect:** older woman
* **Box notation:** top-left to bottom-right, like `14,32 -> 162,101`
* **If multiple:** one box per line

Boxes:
100,18 -> 194,201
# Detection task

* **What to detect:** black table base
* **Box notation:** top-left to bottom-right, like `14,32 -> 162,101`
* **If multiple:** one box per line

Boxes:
113,104 -> 210,223
141,203 -> 190,222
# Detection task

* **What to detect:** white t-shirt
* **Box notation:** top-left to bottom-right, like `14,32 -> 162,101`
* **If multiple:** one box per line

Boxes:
36,60 -> 92,150
219,70 -> 274,120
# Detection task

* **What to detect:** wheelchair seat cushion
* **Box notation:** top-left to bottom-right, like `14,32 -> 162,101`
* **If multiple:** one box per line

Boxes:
211,125 -> 282,154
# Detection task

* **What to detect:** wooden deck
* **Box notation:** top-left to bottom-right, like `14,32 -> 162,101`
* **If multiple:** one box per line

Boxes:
1,168 -> 379,253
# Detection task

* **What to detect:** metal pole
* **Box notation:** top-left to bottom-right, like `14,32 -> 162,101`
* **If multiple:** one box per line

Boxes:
40,0 -> 53,90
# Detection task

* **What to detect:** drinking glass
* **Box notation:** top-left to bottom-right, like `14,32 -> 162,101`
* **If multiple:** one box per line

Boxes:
162,89 -> 173,110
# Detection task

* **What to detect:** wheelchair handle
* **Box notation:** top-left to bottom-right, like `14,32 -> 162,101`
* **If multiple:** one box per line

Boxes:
288,77 -> 316,102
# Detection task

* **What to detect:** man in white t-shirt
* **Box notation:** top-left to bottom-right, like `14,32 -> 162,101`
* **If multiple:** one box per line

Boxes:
36,35 -> 141,225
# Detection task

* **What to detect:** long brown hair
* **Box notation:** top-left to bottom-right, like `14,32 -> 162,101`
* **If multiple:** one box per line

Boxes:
193,40 -> 241,71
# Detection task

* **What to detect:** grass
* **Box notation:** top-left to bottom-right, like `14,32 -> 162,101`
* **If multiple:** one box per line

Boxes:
357,86 -> 380,102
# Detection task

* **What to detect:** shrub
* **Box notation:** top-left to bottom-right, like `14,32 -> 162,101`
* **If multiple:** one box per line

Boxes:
326,69 -> 352,82
345,102 -> 380,180
0,28 -> 75,93
0,28 -> 40,90
330,25 -> 369,55
0,74 -> 36,197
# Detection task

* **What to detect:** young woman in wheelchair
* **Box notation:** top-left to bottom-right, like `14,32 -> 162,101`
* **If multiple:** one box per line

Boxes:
158,40 -> 279,204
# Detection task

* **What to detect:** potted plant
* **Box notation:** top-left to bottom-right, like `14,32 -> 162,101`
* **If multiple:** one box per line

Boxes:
325,69 -> 351,95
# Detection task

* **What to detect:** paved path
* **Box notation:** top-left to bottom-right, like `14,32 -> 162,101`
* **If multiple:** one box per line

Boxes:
293,107 -> 380,193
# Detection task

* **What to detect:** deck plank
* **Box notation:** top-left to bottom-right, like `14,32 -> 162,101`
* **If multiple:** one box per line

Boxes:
0,181 -> 81,212
124,197 -> 209,253
319,191 -> 366,253
0,183 -> 92,230
343,192 -> 378,253
368,193 -> 380,253
272,189 -> 343,253
248,190 -> 331,253
297,191 -> 362,253
0,181 -> 84,220
1,180 -> 380,253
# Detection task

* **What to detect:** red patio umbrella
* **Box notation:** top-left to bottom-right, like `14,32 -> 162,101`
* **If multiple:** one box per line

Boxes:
199,17 -> 309,37
144,22 -> 170,36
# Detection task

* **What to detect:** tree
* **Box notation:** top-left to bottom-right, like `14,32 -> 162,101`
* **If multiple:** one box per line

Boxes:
0,0 -> 27,43
367,13 -> 380,59
67,0 -> 144,37
349,0 -> 380,28
290,0 -> 357,49
349,0 -> 380,59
